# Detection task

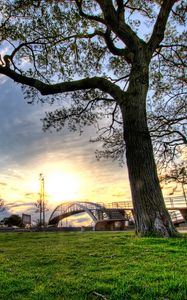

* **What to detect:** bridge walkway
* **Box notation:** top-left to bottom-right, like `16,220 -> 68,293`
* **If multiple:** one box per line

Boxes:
101,196 -> 187,224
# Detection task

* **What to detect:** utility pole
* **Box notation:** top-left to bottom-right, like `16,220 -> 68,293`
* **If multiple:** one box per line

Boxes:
39,173 -> 45,227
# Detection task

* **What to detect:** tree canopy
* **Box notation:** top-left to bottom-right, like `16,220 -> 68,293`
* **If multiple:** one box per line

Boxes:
0,1 -> 186,164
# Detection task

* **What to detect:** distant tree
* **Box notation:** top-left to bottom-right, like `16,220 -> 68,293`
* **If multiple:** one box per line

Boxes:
0,198 -> 5,213
160,164 -> 187,201
35,199 -> 42,227
0,1 -> 186,236
4,214 -> 24,228
34,198 -> 48,227
34,174 -> 48,227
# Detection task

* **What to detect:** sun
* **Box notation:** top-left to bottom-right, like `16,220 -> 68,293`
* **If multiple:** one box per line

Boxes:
45,171 -> 81,203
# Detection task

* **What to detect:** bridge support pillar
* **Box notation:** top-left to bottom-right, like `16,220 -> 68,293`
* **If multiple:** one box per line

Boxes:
95,220 -> 126,231
179,209 -> 187,222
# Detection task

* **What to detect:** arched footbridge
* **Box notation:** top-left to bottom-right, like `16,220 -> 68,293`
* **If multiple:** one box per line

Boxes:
48,201 -> 127,230
48,197 -> 187,229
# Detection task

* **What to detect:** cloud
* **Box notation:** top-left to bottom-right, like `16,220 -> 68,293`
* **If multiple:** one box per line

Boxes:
25,192 -> 37,197
0,79 -> 102,170
5,200 -> 34,209
0,74 -> 8,85
64,212 -> 92,226
112,192 -> 126,198
0,207 -> 10,219
0,76 -> 132,221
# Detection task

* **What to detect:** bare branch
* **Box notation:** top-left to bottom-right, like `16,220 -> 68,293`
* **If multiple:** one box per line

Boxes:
148,0 -> 177,54
75,0 -> 106,25
95,0 -> 143,51
0,66 -> 124,101
103,28 -> 133,63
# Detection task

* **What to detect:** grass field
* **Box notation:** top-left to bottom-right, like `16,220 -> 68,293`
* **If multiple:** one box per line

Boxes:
0,231 -> 187,300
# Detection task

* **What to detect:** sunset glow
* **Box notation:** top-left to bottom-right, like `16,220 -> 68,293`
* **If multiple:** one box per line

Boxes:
45,171 -> 81,202
0,79 -> 185,221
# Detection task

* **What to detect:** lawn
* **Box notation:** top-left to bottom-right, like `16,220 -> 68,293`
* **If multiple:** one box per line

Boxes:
0,231 -> 186,300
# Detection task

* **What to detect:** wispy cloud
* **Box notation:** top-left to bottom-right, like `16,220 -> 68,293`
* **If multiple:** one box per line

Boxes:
0,75 -> 131,221
5,201 -> 34,208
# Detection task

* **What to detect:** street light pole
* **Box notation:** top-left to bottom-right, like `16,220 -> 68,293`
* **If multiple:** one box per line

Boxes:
39,173 -> 45,227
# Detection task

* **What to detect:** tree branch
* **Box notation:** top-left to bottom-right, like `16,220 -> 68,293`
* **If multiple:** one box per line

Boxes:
151,130 -> 187,144
116,0 -> 125,23
75,0 -> 106,25
0,66 -> 123,101
148,0 -> 177,54
95,0 -> 143,51
99,28 -> 133,63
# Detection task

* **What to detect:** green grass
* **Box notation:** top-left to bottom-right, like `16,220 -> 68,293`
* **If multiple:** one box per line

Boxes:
0,231 -> 187,300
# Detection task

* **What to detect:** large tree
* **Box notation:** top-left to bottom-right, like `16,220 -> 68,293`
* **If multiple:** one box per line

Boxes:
0,0 -> 186,236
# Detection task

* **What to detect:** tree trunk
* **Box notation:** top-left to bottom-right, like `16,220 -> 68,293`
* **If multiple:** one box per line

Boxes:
121,63 -> 178,237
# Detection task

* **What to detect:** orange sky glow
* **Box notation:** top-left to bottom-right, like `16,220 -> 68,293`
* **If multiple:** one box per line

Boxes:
0,77 -> 186,225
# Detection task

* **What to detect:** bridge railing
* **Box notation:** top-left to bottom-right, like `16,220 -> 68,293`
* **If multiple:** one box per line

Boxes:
98,201 -> 132,209
111,201 -> 133,209
164,196 -> 187,208
100,196 -> 187,210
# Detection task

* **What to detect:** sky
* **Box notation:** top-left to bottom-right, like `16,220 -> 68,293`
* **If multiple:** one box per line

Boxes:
0,75 -> 184,226
0,74 -> 133,224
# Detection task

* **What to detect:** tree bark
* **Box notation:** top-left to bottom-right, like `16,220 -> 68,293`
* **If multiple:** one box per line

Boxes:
121,62 -> 178,237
